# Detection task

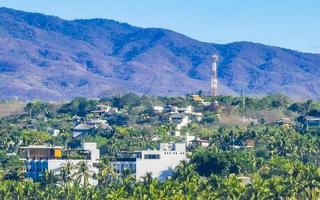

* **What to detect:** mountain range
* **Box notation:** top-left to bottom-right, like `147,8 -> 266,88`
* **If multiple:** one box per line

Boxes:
0,7 -> 319,100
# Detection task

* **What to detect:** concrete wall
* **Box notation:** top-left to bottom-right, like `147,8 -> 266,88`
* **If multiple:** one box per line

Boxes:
48,159 -> 98,185
136,149 -> 186,180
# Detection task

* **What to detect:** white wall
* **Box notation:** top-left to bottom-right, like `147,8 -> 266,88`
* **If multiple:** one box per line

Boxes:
136,149 -> 186,180
48,159 -> 98,185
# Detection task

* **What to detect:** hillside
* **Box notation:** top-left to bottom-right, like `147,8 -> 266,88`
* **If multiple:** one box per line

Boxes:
0,7 -> 320,100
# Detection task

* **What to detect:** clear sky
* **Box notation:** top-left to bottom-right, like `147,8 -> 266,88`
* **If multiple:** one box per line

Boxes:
0,0 -> 319,53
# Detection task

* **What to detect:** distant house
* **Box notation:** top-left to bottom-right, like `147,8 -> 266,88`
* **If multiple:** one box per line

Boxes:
170,113 -> 186,124
305,117 -> 320,131
169,114 -> 191,136
186,134 -> 209,147
176,106 -> 193,114
71,115 -> 82,123
185,134 -> 196,145
72,123 -> 94,138
98,123 -> 112,130
85,118 -> 107,126
107,107 -> 119,115
274,118 -> 292,128
96,103 -> 111,110
91,104 -> 111,115
22,119 -> 38,130
191,95 -> 211,105
191,95 -> 203,102
47,128 -> 60,136
91,110 -> 107,115
164,105 -> 177,113
176,115 -> 190,130
22,123 -> 37,130
192,138 -> 209,147
153,106 -> 164,113
191,112 -> 203,122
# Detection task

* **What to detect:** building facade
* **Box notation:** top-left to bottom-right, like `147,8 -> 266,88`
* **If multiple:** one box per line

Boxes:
19,142 -> 100,185
113,143 -> 187,180
305,117 -> 320,131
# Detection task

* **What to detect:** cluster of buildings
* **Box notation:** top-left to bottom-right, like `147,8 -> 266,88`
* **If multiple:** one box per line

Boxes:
19,142 -> 187,184
153,105 -> 203,137
71,103 -> 116,137
273,117 -> 320,131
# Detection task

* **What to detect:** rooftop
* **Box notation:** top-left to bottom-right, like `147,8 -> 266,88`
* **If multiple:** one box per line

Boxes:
305,117 -> 320,121
19,145 -> 63,149
73,123 -> 94,130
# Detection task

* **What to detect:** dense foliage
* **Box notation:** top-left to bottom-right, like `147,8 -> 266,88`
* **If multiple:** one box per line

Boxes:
0,94 -> 319,199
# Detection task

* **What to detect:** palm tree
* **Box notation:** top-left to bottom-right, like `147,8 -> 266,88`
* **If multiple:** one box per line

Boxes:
120,169 -> 136,194
74,161 -> 93,186
59,161 -> 75,185
24,100 -> 51,119
173,160 -> 195,182
42,170 -> 58,186
107,137 -> 120,157
142,172 -> 153,187
96,156 -> 117,186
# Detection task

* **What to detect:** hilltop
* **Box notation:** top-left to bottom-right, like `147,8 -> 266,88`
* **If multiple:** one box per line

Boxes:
0,7 -> 320,100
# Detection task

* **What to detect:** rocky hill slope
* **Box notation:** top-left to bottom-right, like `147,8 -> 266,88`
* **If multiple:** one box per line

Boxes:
0,7 -> 319,100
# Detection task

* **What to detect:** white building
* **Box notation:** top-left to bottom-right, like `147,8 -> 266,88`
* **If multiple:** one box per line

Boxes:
19,142 -> 100,185
176,106 -> 193,114
185,133 -> 209,147
85,118 -> 108,126
170,114 -> 191,136
47,128 -> 60,136
153,106 -> 164,113
113,143 -> 187,180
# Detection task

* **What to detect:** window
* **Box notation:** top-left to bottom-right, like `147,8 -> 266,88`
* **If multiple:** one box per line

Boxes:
144,154 -> 160,159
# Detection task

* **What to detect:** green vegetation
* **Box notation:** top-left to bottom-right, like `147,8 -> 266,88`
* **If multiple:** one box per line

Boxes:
0,93 -> 319,199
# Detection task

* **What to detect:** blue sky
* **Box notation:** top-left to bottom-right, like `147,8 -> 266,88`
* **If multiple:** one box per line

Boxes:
0,0 -> 319,53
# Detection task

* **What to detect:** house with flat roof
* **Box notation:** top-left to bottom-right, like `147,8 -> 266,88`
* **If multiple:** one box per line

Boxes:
112,143 -> 187,180
305,117 -> 320,131
169,114 -> 191,136
274,118 -> 292,128
186,134 -> 209,147
19,142 -> 100,185
153,106 -> 164,113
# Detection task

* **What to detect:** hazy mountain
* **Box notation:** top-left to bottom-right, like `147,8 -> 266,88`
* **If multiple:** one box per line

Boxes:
0,7 -> 319,100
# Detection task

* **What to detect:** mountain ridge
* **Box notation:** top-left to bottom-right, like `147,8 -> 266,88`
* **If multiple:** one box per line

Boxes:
0,7 -> 319,100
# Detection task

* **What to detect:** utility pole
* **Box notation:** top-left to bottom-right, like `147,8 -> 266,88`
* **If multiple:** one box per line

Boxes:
242,89 -> 246,125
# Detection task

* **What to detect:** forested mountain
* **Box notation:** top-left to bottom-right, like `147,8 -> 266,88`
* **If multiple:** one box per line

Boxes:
0,7 -> 320,100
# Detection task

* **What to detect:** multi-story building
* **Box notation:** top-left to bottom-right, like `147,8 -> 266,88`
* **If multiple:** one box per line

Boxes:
305,117 -> 320,131
113,143 -> 187,180
19,142 -> 100,185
